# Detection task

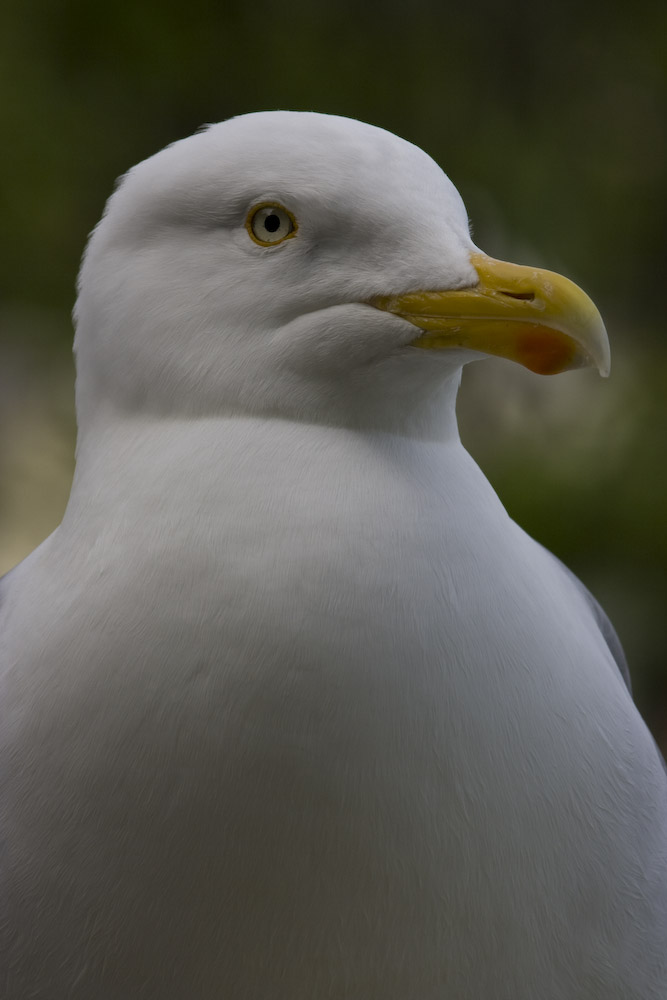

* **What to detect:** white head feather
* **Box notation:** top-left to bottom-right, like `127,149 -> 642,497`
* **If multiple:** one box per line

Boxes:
74,111 -> 477,435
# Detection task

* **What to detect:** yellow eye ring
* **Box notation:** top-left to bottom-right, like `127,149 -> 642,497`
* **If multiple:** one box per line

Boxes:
246,202 -> 298,247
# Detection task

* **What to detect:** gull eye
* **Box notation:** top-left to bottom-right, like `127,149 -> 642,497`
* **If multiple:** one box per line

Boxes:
246,203 -> 297,246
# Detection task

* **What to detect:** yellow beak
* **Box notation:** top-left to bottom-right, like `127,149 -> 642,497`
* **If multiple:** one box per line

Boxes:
373,253 -> 610,376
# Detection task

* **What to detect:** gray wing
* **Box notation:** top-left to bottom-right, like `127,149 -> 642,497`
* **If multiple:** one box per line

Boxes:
543,545 -> 667,774
0,564 -> 18,638
542,546 -> 632,694
0,566 -> 13,610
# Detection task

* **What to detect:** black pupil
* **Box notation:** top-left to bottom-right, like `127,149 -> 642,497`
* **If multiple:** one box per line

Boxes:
264,213 -> 281,233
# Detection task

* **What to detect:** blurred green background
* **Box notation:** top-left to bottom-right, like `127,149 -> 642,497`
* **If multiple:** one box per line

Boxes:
1,1 -> 665,750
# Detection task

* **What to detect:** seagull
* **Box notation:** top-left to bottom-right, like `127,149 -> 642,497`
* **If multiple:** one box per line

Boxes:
1,111 -> 665,999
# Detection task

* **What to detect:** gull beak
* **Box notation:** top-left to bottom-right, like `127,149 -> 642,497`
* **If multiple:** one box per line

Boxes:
373,252 -> 610,377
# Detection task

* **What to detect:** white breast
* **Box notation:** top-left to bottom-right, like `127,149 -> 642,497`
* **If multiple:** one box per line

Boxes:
2,415 -> 666,999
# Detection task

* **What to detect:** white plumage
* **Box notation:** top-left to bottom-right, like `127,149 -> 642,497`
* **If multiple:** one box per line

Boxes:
1,112 -> 665,998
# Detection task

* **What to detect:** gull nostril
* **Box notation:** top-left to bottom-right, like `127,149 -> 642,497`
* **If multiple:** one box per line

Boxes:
500,289 -> 535,301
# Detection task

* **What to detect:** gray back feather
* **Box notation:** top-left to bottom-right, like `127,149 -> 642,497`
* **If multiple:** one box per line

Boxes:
544,548 -> 632,693
542,546 -> 667,774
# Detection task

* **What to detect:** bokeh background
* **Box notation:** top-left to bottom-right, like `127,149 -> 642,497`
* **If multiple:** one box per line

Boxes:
1,1 -> 665,751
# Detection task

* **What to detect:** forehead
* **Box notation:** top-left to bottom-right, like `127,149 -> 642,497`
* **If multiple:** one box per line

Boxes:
111,112 -> 467,231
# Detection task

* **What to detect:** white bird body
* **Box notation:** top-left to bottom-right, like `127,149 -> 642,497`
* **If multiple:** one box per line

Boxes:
1,112 -> 666,997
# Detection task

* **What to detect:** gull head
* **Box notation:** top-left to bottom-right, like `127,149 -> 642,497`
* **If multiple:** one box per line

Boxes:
74,111 -> 608,435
